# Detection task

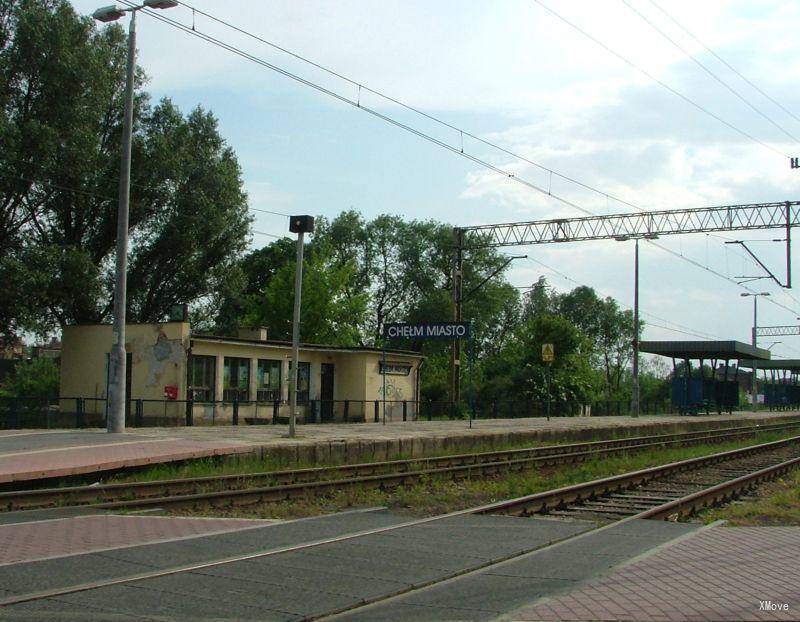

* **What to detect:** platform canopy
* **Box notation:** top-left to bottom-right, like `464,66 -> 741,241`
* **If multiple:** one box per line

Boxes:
738,359 -> 800,370
639,340 -> 771,361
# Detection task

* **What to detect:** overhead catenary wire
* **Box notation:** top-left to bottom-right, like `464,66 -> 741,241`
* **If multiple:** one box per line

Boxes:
648,0 -> 800,127
173,0 -> 646,215
121,1 -> 800,318
531,0 -> 789,159
120,1 -> 596,221
2,172 -> 288,223
621,0 -> 800,145
520,255 -> 727,341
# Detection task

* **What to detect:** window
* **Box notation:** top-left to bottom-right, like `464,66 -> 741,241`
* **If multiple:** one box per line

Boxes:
188,355 -> 216,402
289,361 -> 311,404
380,361 -> 412,376
223,357 -> 250,401
257,359 -> 282,402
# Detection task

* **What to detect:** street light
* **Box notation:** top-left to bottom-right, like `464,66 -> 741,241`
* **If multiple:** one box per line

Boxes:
93,0 -> 178,434
741,292 -> 770,412
615,233 -> 659,418
288,216 -> 315,438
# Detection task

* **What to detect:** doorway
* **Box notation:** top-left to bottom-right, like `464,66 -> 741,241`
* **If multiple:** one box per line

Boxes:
320,363 -> 334,422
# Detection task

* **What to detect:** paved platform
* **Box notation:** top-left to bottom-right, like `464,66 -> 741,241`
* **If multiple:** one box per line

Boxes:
0,514 -> 273,566
510,525 -> 800,622
1,411 -> 798,485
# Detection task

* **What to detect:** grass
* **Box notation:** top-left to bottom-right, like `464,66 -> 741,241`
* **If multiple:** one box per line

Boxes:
699,468 -> 800,526
166,429 -> 799,521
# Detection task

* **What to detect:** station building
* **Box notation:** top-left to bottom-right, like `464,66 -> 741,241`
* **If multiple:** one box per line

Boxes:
59,322 -> 424,424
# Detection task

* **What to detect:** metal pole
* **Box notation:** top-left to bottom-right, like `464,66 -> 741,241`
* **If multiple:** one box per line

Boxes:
546,363 -> 551,422
631,238 -> 640,418
108,10 -> 136,434
786,201 -> 792,289
383,346 -> 386,425
451,228 -> 463,406
289,231 -> 305,438
468,337 -> 474,429
752,296 -> 758,413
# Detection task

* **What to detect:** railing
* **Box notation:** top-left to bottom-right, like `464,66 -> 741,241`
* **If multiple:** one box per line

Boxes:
0,395 -> 748,429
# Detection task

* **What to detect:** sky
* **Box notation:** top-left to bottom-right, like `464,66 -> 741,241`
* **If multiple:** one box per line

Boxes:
69,0 -> 800,360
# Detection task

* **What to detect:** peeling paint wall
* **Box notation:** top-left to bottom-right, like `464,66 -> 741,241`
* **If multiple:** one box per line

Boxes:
60,323 -> 190,405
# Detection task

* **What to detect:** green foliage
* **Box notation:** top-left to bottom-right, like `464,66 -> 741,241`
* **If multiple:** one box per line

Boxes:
242,238 -> 368,345
1,1 -> 250,336
4,358 -> 59,399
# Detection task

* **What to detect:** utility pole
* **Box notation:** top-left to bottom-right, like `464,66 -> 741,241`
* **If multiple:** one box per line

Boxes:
742,292 -> 770,412
752,297 -> 758,414
107,9 -> 136,434
631,238 -> 640,418
451,228 -> 463,406
92,0 -> 179,434
288,216 -> 314,438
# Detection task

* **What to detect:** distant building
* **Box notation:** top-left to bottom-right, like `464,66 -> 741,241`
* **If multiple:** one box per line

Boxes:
0,336 -> 25,360
31,338 -> 61,360
60,322 -> 424,424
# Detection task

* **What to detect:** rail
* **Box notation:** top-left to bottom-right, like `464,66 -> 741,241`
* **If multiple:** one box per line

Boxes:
3,419 -> 798,512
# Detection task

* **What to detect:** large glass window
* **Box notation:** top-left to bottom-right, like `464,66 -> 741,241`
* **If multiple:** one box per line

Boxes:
289,361 -> 311,404
223,357 -> 250,402
188,355 -> 216,402
257,359 -> 282,402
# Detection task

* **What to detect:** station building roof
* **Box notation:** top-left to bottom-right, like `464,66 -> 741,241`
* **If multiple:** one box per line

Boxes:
639,340 -> 771,361
738,359 -> 800,370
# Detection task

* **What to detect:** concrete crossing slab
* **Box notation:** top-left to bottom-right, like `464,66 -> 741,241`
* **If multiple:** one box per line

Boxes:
334,519 -> 701,621
0,512 -> 594,621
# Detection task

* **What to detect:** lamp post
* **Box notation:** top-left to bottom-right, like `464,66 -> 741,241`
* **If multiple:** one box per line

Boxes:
615,233 -> 658,418
288,216 -> 315,438
93,1 -> 178,434
741,292 -> 770,412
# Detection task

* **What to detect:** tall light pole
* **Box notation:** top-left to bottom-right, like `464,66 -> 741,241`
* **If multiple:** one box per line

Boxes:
288,216 -> 315,438
741,292 -> 770,412
93,1 -> 178,434
615,233 -> 658,418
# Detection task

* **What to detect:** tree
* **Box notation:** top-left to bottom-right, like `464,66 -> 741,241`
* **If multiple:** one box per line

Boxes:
239,237 -> 368,345
1,1 -> 250,336
4,358 -> 59,399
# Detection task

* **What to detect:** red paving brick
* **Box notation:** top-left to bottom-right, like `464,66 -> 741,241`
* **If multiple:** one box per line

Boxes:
0,515 -> 271,565
511,526 -> 800,621
0,437 -> 253,484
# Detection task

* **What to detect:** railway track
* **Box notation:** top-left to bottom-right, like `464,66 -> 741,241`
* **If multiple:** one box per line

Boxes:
1,420 -> 799,513
482,434 -> 800,521
0,434 -> 797,619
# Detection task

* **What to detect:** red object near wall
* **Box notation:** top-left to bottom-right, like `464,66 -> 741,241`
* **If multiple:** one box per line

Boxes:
163,385 -> 178,400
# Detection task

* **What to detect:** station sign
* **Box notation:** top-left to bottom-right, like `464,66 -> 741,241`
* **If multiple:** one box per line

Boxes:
383,322 -> 471,341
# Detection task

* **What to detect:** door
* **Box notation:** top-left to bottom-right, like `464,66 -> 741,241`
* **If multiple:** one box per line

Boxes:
320,363 -> 334,422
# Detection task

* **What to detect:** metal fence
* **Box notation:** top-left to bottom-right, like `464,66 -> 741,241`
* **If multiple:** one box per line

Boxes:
0,395 -> 682,429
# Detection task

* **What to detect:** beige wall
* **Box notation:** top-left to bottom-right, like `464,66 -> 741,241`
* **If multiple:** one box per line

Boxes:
59,324 -> 422,424
60,322 -> 190,418
364,353 -> 420,421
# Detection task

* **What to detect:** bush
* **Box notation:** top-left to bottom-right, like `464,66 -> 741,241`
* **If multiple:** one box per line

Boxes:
5,358 -> 59,399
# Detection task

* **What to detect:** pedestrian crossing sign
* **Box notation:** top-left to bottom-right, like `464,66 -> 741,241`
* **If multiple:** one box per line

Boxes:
542,343 -> 555,362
